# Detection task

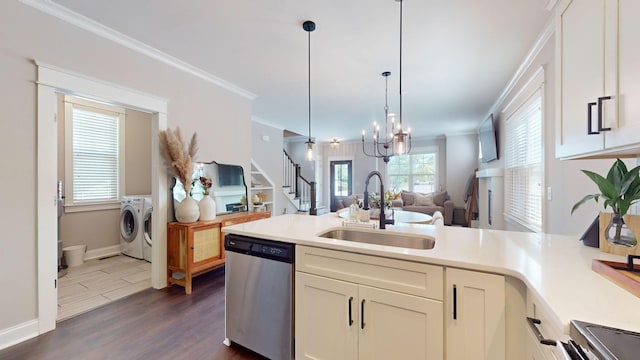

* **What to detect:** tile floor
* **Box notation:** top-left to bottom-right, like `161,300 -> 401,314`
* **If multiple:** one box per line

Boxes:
57,254 -> 150,321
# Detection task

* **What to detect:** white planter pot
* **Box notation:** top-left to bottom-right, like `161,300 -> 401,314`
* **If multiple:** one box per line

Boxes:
198,194 -> 217,221
175,195 -> 199,223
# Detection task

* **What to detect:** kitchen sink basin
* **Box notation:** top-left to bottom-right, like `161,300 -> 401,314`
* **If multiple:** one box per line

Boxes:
317,228 -> 435,249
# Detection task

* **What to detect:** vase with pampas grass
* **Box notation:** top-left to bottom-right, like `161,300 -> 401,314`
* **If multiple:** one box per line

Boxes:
159,127 -> 199,223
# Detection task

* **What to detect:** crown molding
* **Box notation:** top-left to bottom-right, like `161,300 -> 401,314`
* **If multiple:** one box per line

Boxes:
251,116 -> 285,130
445,130 -> 478,137
20,0 -> 257,100
545,0 -> 559,11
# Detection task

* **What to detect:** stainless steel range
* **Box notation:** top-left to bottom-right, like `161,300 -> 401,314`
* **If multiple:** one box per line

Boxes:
567,320 -> 640,360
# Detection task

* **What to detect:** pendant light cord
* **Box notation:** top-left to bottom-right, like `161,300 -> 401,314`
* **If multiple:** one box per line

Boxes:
399,0 -> 403,130
308,29 -> 311,142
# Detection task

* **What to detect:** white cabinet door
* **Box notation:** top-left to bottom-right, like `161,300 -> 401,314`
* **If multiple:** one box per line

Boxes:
295,272 -> 358,360
606,0 -> 640,149
555,0 -> 609,158
359,285 -> 444,360
446,268 -> 506,360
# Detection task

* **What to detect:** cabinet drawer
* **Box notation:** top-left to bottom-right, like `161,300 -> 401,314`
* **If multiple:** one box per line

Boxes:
296,245 -> 443,300
526,291 -> 566,342
526,290 -> 568,359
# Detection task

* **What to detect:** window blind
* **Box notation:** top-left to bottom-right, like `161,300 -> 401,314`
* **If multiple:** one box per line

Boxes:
504,90 -> 543,232
71,107 -> 120,203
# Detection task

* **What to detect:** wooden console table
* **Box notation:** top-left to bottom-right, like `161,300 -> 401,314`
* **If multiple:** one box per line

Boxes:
167,211 -> 271,294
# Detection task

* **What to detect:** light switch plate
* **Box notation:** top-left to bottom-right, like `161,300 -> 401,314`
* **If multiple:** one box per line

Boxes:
546,186 -> 552,201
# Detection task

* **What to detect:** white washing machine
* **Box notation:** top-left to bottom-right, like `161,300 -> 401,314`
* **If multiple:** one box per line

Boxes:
120,195 -> 149,259
142,196 -> 153,262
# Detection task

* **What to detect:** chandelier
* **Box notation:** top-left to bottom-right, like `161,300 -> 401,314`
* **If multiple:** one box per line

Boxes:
361,0 -> 411,163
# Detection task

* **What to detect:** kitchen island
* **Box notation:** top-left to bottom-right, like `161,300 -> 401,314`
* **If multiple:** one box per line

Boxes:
222,213 -> 640,358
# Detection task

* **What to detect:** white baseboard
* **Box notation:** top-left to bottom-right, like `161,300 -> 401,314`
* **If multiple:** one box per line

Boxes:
85,244 -> 121,261
0,319 -> 39,351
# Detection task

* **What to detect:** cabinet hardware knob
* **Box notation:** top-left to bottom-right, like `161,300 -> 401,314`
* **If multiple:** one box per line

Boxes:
597,96 -> 612,132
526,317 -> 557,346
587,102 -> 598,135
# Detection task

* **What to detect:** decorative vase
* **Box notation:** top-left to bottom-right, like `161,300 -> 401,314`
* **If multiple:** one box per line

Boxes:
198,194 -> 217,221
175,195 -> 199,223
605,214 -> 637,247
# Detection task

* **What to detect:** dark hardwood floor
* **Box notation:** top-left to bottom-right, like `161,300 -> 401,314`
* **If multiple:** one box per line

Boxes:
0,268 -> 265,360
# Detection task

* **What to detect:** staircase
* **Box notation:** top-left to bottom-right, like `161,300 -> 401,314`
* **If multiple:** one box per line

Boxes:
282,149 -> 317,215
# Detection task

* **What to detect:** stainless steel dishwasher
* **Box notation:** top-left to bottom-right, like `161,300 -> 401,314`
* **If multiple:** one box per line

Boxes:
224,234 -> 294,360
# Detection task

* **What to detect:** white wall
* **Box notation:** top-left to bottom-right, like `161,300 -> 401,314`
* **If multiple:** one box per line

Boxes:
445,133 -> 478,207
0,2 -> 251,335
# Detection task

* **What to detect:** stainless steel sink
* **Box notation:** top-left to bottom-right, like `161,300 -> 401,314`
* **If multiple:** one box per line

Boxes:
317,228 -> 435,249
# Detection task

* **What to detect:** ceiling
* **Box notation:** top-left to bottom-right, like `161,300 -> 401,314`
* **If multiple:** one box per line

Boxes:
52,0 -> 553,142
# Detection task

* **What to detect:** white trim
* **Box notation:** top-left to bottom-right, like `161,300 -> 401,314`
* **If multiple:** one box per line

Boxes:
484,17 -> 555,124
37,83 -> 58,334
36,61 -> 167,113
545,0 -> 560,11
326,156 -> 355,207
0,320 -> 39,351
476,168 -> 504,178
444,131 -> 478,138
63,96 -> 127,208
502,67 -> 546,120
37,64 -> 168,337
252,116 -> 285,130
22,1 -> 256,100
84,245 -> 121,261
63,202 -> 120,213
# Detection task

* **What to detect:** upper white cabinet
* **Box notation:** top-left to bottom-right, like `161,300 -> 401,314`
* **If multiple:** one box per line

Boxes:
556,0 -> 640,158
445,268 -> 506,360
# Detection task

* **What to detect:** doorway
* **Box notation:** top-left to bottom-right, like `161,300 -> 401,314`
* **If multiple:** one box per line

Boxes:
37,63 -> 168,334
329,160 -> 352,212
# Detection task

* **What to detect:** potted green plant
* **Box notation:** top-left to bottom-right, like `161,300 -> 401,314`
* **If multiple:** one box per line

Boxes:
571,159 -> 640,247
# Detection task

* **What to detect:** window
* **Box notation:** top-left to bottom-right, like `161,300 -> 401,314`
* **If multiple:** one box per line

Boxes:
504,87 -> 543,232
64,96 -> 125,210
388,152 -> 438,193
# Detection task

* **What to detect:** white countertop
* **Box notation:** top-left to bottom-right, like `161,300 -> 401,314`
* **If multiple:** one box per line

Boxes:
223,213 -> 640,334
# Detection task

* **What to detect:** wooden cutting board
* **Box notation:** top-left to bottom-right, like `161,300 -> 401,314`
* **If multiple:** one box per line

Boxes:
592,259 -> 640,298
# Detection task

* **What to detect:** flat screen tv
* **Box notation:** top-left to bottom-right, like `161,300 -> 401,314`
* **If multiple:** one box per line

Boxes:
479,113 -> 498,163
218,164 -> 244,187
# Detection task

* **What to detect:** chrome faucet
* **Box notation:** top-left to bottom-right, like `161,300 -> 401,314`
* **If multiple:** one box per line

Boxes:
363,170 -> 394,229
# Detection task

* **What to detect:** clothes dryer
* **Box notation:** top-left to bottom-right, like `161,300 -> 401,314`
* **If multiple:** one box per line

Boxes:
142,196 -> 153,262
119,195 -> 148,259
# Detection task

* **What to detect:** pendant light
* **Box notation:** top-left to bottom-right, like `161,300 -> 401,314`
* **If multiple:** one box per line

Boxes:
361,0 -> 411,163
361,71 -> 396,163
393,0 -> 411,155
303,20 -> 316,161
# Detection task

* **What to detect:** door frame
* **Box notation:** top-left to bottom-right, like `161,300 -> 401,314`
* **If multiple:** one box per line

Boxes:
328,157 -> 353,212
37,62 -> 168,333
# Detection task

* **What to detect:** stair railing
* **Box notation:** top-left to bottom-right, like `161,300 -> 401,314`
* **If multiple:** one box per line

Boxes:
283,149 -> 317,215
